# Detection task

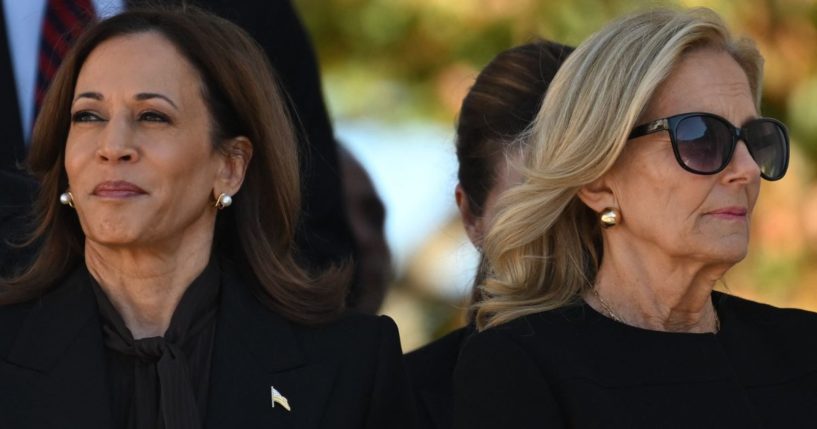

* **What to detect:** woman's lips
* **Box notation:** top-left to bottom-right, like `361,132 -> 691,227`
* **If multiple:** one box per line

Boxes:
92,181 -> 147,198
707,206 -> 747,220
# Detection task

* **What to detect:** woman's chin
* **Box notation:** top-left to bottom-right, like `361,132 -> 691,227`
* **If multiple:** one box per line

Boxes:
698,243 -> 749,267
82,225 -> 151,248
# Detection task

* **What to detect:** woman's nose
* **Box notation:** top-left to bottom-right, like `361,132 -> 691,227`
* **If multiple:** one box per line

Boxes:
724,141 -> 761,183
96,117 -> 138,163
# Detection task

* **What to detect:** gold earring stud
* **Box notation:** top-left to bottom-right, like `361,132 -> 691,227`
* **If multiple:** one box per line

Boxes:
600,207 -> 619,228
214,193 -> 233,209
59,191 -> 74,208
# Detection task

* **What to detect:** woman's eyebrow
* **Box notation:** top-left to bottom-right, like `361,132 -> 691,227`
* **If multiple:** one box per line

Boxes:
71,92 -> 178,111
73,91 -> 103,102
135,93 -> 179,110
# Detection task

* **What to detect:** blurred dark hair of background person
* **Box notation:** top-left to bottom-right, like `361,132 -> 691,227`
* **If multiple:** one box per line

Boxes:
403,39 -> 573,429
339,146 -> 391,314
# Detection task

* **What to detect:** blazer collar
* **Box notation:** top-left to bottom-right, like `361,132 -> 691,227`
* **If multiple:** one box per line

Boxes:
206,267 -> 338,428
4,261 -> 340,428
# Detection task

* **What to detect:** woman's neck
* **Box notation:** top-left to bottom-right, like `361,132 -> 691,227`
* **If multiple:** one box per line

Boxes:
85,235 -> 213,339
585,246 -> 727,333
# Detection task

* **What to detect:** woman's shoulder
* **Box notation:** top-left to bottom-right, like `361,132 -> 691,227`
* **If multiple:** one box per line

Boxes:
453,316 -> 568,428
455,307 -> 583,372
715,291 -> 817,346
716,291 -> 817,381
462,304 -> 589,349
715,291 -> 817,329
304,310 -> 398,336
290,311 -> 403,358
286,311 -> 417,428
220,258 -> 398,351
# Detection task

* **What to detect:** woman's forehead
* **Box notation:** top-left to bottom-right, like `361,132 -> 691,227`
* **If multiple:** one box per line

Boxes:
643,49 -> 756,125
645,49 -> 755,120
75,32 -> 201,101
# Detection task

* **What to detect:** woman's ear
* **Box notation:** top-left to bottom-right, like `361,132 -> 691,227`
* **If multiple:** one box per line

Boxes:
216,136 -> 253,196
456,184 -> 484,247
576,174 -> 616,213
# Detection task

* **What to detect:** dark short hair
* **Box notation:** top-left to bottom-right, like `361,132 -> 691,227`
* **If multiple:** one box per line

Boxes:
3,6 -> 346,324
455,40 -> 573,217
455,40 -> 572,316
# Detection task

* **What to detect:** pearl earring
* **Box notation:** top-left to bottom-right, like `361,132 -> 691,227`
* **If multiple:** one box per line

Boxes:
214,193 -> 233,209
59,191 -> 74,208
600,207 -> 619,228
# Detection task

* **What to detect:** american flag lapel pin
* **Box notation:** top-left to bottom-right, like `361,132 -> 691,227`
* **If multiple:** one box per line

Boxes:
271,386 -> 292,412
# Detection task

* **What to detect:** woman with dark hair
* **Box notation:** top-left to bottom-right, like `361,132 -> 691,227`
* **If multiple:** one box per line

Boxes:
455,8 -> 817,428
404,40 -> 572,429
0,7 -> 414,429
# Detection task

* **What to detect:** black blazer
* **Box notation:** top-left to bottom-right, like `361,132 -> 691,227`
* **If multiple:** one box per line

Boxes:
453,293 -> 817,428
0,263 -> 417,428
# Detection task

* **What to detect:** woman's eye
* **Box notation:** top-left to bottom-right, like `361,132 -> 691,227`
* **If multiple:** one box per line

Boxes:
139,111 -> 170,122
71,111 -> 102,122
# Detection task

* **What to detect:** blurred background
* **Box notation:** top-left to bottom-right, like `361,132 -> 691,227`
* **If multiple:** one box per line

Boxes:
294,0 -> 817,351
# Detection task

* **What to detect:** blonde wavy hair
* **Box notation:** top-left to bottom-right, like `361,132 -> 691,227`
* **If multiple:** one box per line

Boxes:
474,7 -> 764,331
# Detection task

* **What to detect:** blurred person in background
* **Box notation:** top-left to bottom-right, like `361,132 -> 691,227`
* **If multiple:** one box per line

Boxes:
454,8 -> 817,428
404,40 -> 572,429
0,8 -> 415,428
339,146 -> 391,314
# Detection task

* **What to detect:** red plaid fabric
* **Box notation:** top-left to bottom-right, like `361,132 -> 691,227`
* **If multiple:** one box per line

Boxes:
34,0 -> 95,120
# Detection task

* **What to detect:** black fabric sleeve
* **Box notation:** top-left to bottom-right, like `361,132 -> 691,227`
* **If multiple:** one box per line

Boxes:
453,328 -> 565,428
365,316 -> 418,429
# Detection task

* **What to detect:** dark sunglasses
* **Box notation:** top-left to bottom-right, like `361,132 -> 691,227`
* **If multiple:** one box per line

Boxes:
628,112 -> 789,181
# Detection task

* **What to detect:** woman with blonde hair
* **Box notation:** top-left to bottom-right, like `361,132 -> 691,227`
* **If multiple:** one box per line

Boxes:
454,7 -> 817,428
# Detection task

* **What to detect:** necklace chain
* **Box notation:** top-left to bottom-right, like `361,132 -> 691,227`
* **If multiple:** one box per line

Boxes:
590,287 -> 720,333
591,287 -> 625,323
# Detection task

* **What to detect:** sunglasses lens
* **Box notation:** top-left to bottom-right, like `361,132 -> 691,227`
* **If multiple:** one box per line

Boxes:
675,115 -> 731,174
746,120 -> 789,181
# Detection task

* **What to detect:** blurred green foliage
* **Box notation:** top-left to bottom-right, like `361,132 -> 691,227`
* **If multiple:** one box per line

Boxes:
296,0 -> 817,163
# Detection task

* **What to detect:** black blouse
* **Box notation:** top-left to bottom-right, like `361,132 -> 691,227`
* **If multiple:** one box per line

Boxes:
91,260 -> 220,429
454,292 -> 817,428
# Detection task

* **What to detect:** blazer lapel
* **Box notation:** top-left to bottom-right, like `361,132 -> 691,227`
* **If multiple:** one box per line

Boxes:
206,269 -> 338,429
4,267 -> 113,428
